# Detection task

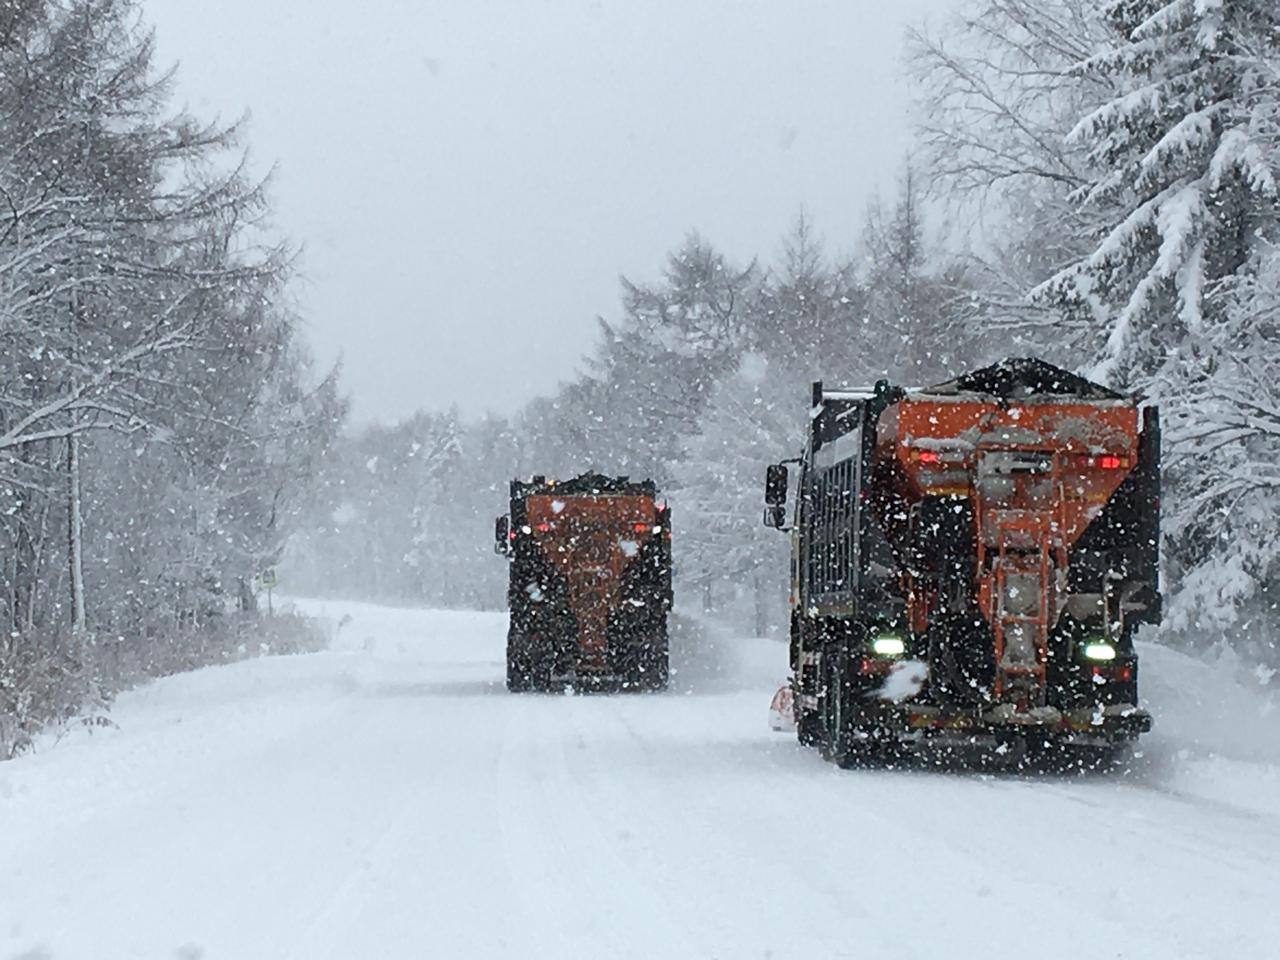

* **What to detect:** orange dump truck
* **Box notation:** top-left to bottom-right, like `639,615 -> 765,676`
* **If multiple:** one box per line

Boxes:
764,359 -> 1159,765
495,473 -> 672,692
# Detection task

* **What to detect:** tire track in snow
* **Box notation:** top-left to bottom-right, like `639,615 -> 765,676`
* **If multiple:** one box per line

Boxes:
494,696 -> 704,958
556,695 -> 897,960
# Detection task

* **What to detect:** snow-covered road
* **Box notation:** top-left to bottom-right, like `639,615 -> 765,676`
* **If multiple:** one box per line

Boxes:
2,599 -> 1277,960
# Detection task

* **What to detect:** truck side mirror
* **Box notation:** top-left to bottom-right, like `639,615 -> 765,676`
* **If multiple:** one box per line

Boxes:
765,463 -> 789,506
494,516 -> 510,555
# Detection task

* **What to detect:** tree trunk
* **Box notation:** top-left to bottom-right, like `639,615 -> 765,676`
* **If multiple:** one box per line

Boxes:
23,500 -> 50,634
237,577 -> 258,614
753,568 -> 768,638
67,433 -> 86,635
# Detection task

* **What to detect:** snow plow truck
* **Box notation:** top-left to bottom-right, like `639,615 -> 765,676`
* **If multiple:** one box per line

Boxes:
495,473 -> 672,692
763,358 -> 1159,765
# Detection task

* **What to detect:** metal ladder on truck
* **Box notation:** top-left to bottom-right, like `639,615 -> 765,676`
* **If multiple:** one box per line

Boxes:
977,463 -> 1069,708
991,517 -> 1053,705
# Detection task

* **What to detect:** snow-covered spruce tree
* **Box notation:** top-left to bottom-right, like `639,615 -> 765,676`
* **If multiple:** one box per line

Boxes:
405,411 -> 476,604
858,166 -> 978,384
596,233 -> 762,486
749,211 -> 869,378
314,422 -> 426,602
514,380 -> 615,481
671,353 -> 799,634
510,233 -> 761,490
1037,0 -> 1280,656
1160,240 -> 1280,660
453,413 -> 523,609
293,408 -> 516,609
287,406 -> 529,611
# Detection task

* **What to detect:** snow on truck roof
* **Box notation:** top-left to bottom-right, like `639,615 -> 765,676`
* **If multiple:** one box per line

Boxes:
512,472 -> 659,499
818,358 -> 1131,406
819,388 -> 878,401
918,357 -> 1127,402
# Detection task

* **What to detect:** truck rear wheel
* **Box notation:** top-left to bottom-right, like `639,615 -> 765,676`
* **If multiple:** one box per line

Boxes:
822,653 -> 902,769
624,637 -> 668,691
795,648 -> 823,747
821,655 -> 857,766
796,661 -> 823,747
507,631 -> 552,693
644,642 -> 669,691
797,710 -> 823,747
506,633 -> 532,692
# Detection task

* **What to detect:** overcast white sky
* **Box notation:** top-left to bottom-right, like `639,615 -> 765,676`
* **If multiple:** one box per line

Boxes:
144,0 -> 952,423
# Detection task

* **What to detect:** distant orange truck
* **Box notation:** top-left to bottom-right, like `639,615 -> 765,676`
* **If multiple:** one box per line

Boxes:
495,473 -> 672,692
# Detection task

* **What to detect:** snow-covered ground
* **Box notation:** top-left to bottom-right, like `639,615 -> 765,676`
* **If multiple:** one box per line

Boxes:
1,599 -> 1277,960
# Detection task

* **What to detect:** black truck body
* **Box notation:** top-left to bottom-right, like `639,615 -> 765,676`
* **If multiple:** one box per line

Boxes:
496,473 -> 672,692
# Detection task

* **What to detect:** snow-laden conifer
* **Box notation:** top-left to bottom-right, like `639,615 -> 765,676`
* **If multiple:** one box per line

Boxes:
1039,0 -> 1279,385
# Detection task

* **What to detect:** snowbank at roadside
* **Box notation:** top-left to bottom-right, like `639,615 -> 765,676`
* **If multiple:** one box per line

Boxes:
680,611 -> 1280,819
1137,640 -> 1280,817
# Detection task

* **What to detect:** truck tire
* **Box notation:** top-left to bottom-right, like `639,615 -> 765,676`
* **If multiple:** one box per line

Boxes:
528,649 -> 554,693
624,636 -> 668,691
794,620 -> 824,747
822,655 -> 864,767
797,710 -> 822,747
654,650 -> 670,690
796,658 -> 823,747
823,653 -> 902,769
507,653 -> 531,693
819,656 -> 846,763
507,631 -> 553,692
642,642 -> 669,691
506,631 -> 532,692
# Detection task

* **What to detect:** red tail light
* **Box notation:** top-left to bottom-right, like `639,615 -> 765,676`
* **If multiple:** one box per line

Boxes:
535,522 -> 551,533
631,522 -> 649,534
858,658 -> 893,677
1075,453 -> 1128,469
1090,664 -> 1133,682
917,450 -> 941,464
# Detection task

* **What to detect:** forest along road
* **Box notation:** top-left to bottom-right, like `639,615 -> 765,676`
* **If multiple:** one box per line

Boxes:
1,600 -> 1277,960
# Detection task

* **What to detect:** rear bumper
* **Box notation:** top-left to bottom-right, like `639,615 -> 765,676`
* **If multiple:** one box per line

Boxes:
885,701 -> 1152,747
545,638 -> 669,691
547,668 -> 664,692
549,671 -> 626,690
